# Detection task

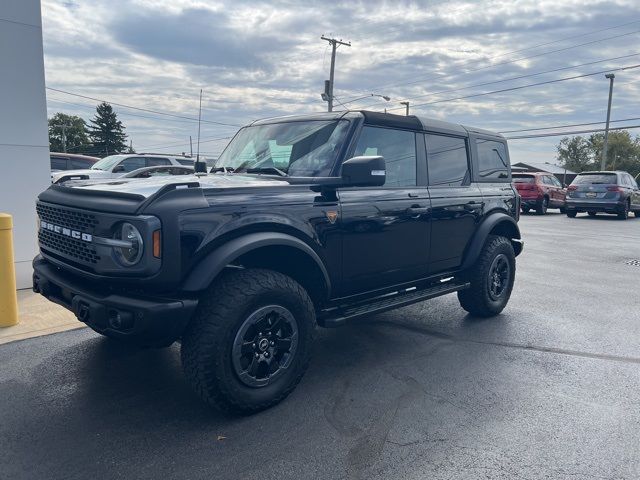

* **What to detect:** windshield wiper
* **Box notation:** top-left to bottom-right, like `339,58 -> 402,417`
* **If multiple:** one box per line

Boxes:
244,167 -> 288,177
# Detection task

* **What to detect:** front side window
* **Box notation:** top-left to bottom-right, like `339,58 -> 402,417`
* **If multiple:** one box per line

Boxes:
476,139 -> 509,181
119,157 -> 146,173
426,134 -> 469,187
214,120 -> 350,177
353,126 -> 417,187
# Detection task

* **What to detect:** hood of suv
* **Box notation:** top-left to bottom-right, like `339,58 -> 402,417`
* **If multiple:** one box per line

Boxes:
51,169 -> 114,183
61,173 -> 290,198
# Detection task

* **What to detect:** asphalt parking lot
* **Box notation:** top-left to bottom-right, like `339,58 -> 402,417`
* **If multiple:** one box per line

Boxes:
1,211 -> 639,480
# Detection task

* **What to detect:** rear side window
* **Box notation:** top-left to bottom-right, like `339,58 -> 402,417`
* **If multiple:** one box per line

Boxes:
353,126 -> 417,187
177,159 -> 195,166
512,175 -> 535,184
572,173 -> 618,185
476,139 -> 509,181
426,134 -> 469,187
146,157 -> 171,166
50,157 -> 67,170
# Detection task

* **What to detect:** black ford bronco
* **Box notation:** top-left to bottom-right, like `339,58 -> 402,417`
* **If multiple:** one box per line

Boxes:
33,110 -> 523,413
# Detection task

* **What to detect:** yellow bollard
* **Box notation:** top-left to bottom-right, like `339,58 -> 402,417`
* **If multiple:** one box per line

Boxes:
0,213 -> 19,327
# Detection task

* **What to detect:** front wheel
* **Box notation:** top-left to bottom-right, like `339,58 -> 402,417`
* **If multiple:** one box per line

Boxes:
458,235 -> 516,317
566,210 -> 577,218
181,268 -> 316,414
618,201 -> 630,220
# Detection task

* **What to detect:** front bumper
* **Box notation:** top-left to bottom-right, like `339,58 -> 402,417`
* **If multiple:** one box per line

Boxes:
32,255 -> 198,347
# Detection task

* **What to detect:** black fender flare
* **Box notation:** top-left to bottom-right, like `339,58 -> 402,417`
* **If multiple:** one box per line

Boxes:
181,232 -> 332,294
460,213 -> 523,270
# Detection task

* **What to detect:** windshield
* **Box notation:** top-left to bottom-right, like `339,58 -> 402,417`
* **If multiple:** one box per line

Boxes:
91,155 -> 126,171
214,120 -> 350,177
572,173 -> 618,185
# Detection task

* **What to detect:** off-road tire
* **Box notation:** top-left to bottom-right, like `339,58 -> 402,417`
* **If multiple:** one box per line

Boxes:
181,268 -> 316,414
588,212 -> 597,217
521,207 -> 530,214
559,206 -> 566,214
458,235 -> 516,317
536,197 -> 548,215
635,210 -> 640,218
566,210 -> 577,218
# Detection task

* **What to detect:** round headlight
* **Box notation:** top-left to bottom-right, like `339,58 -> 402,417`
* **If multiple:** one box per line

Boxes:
115,222 -> 143,266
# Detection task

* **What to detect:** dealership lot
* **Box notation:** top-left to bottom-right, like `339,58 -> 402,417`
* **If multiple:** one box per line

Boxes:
1,212 -> 639,480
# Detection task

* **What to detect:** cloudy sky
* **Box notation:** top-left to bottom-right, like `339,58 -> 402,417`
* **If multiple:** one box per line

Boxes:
42,0 -> 640,163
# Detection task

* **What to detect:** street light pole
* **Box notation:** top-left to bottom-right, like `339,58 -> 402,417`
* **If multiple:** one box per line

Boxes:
400,101 -> 410,116
601,73 -> 615,171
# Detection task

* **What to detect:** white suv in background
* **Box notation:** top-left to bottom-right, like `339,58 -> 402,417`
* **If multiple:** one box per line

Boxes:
51,154 -> 195,183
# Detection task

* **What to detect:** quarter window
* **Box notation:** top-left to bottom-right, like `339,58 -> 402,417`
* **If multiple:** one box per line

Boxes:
146,157 -> 171,166
353,126 -> 417,187
476,139 -> 509,181
50,157 -> 67,170
426,134 -> 469,187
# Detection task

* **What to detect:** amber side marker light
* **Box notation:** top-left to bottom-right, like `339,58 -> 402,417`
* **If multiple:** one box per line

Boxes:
153,230 -> 161,258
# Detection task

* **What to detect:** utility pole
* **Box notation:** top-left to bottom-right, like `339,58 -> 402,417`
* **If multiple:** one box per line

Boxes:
320,36 -> 351,112
189,135 -> 193,157
601,73 -> 615,171
400,101 -> 410,116
60,123 -> 72,153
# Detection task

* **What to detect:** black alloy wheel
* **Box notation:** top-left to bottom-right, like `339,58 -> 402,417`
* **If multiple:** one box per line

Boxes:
232,305 -> 299,388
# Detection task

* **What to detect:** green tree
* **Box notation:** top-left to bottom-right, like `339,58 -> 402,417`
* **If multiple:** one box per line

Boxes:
88,102 -> 128,156
587,131 -> 640,176
48,113 -> 89,153
556,136 -> 593,172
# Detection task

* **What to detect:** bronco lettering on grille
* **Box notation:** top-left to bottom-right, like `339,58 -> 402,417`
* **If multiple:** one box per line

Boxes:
40,220 -> 93,242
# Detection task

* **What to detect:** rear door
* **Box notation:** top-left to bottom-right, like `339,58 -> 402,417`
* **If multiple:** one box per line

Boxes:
427,133 -> 483,274
339,125 -> 431,294
627,174 -> 640,209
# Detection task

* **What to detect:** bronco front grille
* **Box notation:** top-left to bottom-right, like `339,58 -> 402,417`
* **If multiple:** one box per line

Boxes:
36,203 -> 98,232
36,202 -> 101,265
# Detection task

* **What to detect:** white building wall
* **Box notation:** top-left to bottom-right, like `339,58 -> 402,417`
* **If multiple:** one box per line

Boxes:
0,0 -> 50,288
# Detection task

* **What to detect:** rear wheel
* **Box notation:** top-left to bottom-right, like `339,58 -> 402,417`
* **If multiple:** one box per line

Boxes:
458,235 -> 516,317
181,268 -> 316,414
559,206 -> 566,214
618,201 -> 630,220
521,207 -> 530,214
536,197 -> 548,215
588,212 -> 597,217
566,210 -> 577,218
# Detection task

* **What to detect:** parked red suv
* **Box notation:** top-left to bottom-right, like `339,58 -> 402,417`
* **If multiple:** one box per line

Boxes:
512,172 -> 566,215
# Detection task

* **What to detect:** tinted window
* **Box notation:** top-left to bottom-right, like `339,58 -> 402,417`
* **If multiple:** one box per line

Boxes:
146,157 -> 171,166
119,157 -> 146,172
177,159 -> 195,166
572,173 -> 618,185
476,139 -> 509,181
426,134 -> 469,187
353,126 -> 417,187
70,159 -> 93,169
551,176 -> 563,187
50,157 -> 67,170
512,174 -> 535,184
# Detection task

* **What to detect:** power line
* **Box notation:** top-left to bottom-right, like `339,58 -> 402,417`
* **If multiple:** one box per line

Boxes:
46,87 -> 243,127
505,124 -> 640,140
136,135 -> 232,151
339,22 -> 640,99
499,117 -> 640,134
359,52 -> 640,109
385,63 -> 640,111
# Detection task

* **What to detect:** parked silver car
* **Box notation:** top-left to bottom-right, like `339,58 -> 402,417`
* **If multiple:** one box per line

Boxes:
51,154 -> 194,183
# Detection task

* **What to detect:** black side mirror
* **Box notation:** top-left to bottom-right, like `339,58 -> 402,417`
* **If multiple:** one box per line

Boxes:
112,165 -> 125,173
341,156 -> 385,187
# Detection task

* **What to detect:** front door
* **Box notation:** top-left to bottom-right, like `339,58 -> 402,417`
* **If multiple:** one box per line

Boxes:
339,126 -> 431,296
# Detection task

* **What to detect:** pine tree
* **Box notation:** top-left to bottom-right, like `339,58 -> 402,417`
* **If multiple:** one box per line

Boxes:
88,102 -> 128,156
